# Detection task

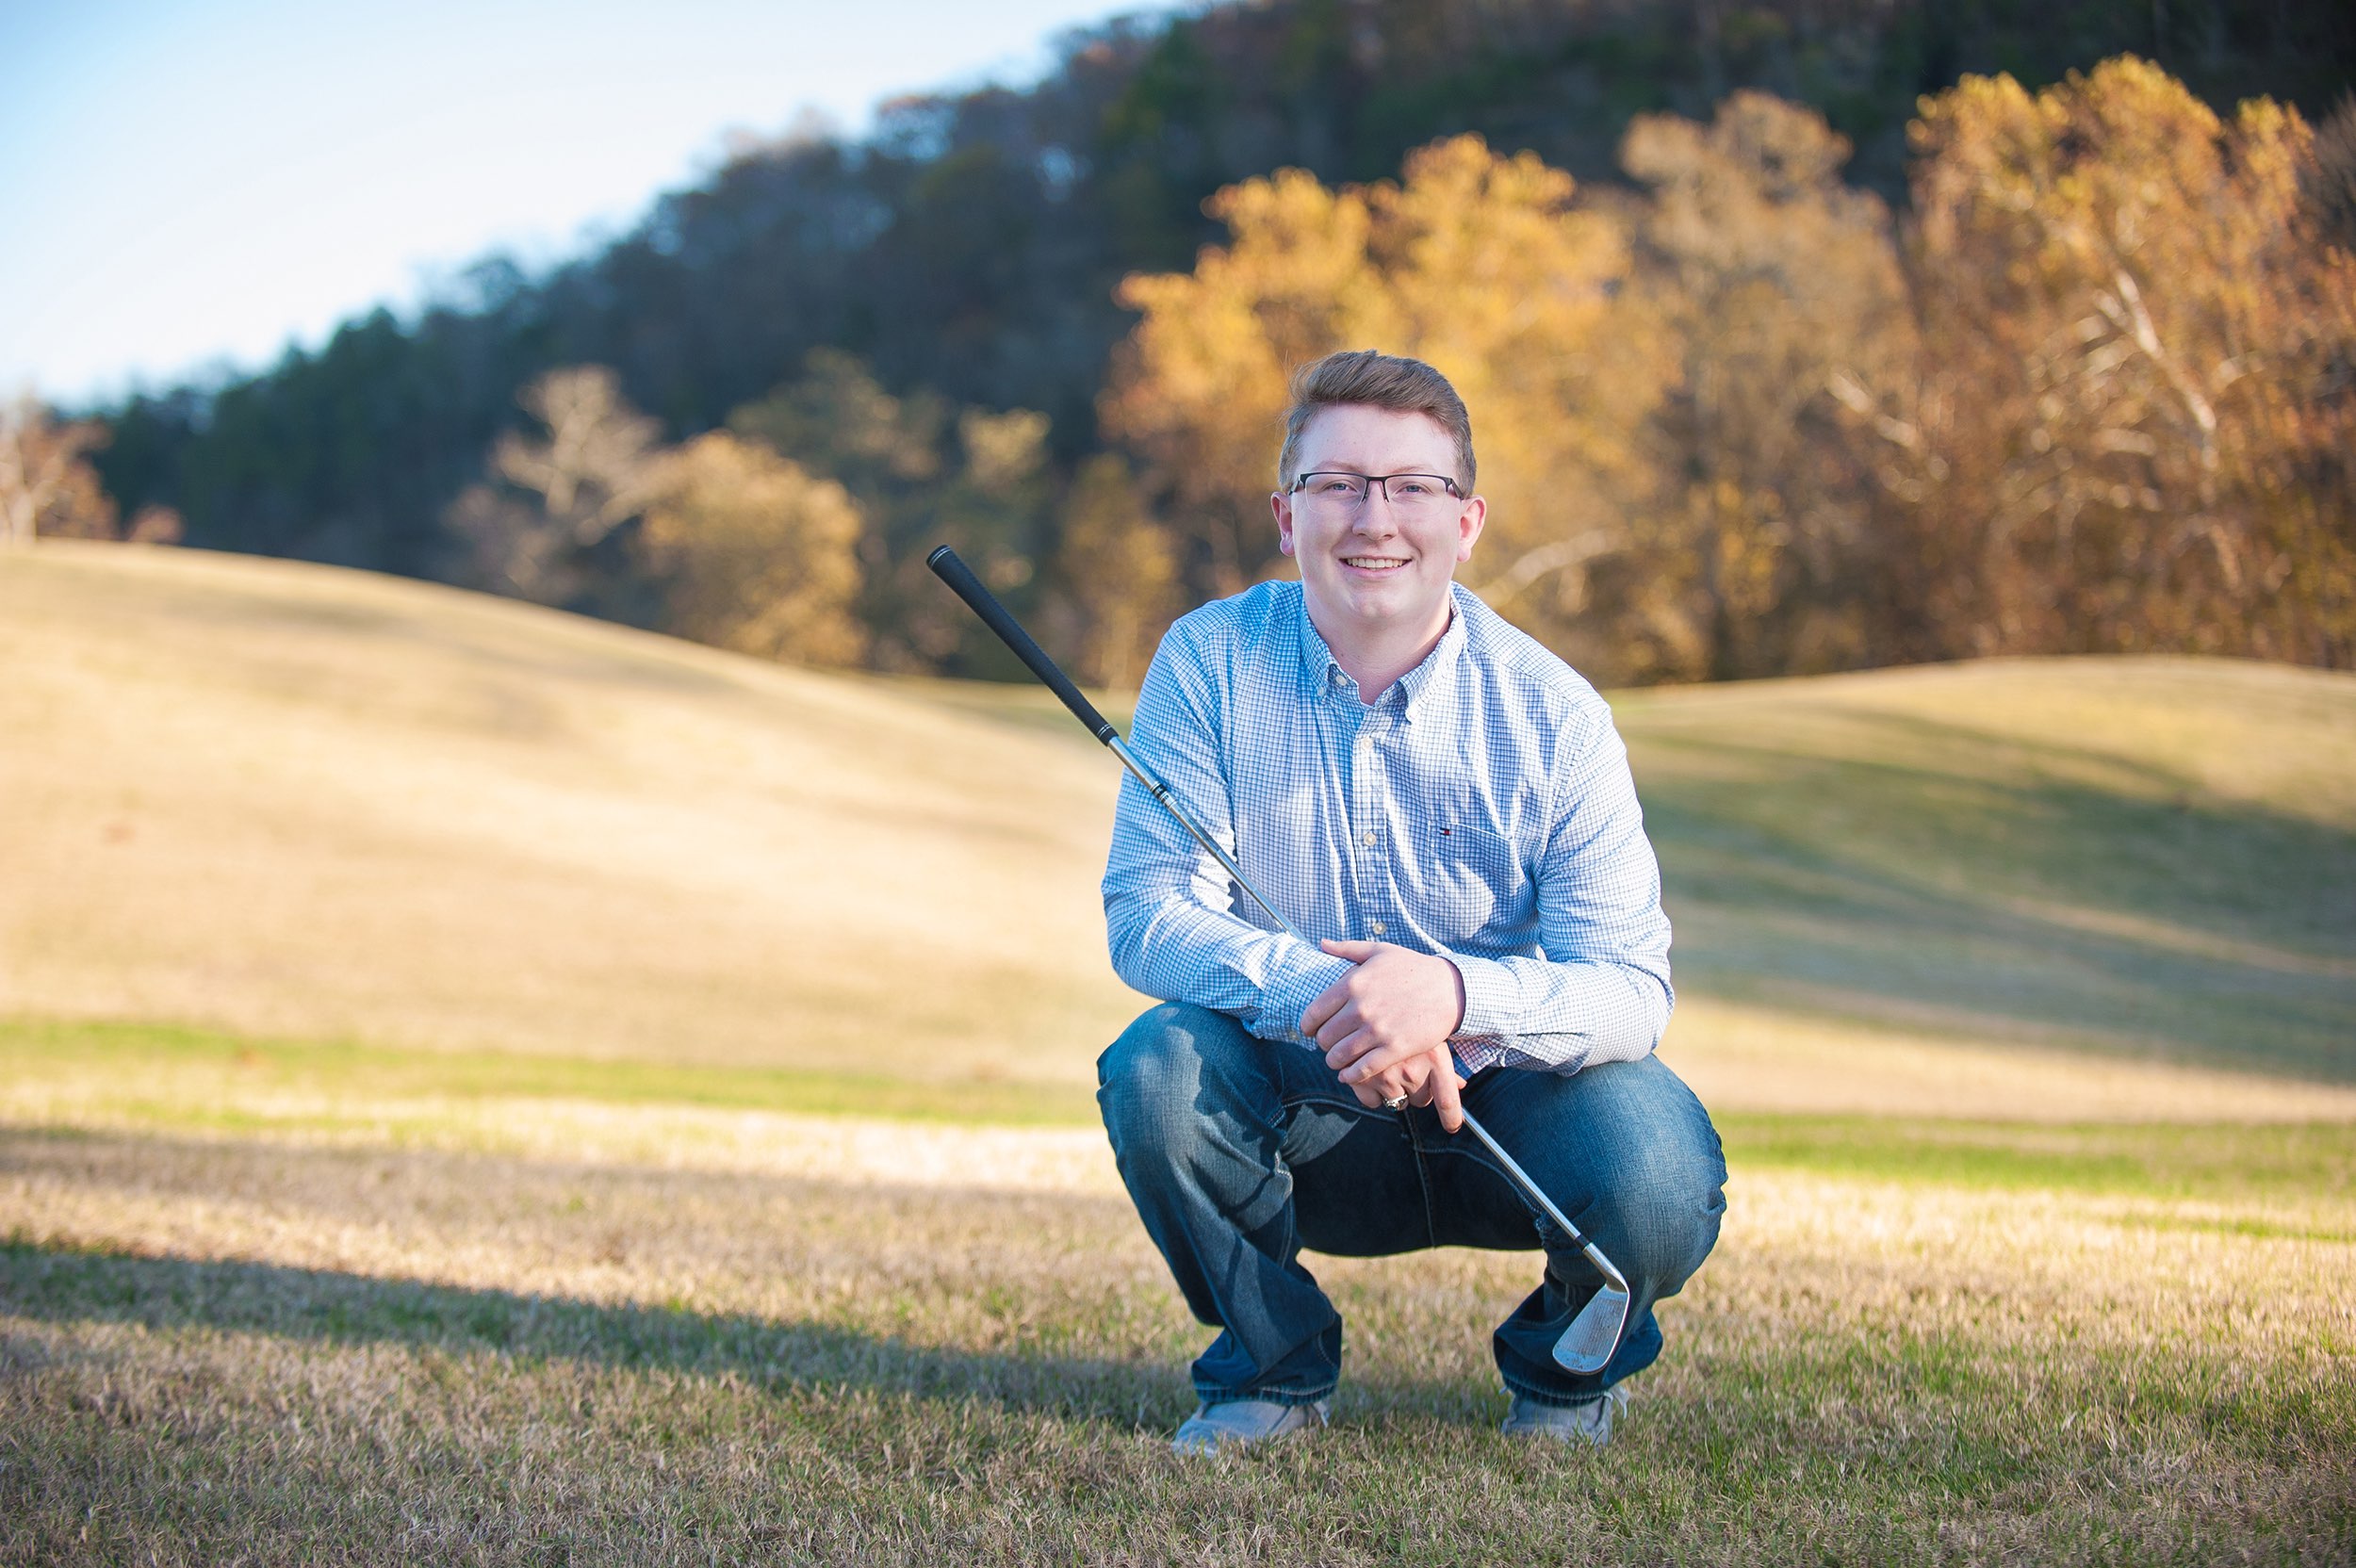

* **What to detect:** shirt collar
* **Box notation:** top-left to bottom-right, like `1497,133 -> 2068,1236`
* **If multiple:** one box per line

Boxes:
1288,581 -> 1472,720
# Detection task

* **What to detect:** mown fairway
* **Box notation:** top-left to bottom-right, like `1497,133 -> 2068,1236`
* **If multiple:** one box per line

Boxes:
4,543 -> 2352,1564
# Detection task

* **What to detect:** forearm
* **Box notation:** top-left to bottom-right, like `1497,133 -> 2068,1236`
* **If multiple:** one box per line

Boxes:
1106,873 -> 1351,1043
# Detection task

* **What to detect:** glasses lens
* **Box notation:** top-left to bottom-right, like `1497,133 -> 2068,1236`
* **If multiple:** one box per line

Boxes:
1301,474 -> 1369,503
1384,476 -> 1452,504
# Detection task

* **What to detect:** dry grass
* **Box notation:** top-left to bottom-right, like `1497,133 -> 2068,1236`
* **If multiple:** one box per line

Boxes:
3,1106 -> 2349,1565
0,542 -> 1137,1085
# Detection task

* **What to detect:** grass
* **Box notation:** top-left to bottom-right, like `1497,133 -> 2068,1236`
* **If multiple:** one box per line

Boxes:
3,543 -> 2353,1561
0,1017 -> 1103,1129
3,1095 -> 2350,1564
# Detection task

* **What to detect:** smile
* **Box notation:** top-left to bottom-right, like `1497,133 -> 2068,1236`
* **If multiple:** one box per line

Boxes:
1341,557 -> 1408,571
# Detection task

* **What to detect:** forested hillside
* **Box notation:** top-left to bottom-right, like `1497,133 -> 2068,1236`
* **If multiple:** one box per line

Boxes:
38,0 -> 2356,684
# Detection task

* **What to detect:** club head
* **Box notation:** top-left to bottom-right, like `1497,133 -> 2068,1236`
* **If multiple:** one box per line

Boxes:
1551,1282 -> 1630,1375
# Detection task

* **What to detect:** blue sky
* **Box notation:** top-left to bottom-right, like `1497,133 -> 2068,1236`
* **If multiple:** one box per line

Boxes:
1,0 -> 1170,406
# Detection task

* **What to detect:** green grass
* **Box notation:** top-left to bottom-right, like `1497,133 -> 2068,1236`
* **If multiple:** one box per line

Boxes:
15,1017 -> 2356,1209
1716,1113 -> 2356,1208
0,1017 -> 1102,1129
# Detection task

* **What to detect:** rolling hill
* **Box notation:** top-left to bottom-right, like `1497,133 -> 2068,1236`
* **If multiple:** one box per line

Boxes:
6,542 -> 2351,1119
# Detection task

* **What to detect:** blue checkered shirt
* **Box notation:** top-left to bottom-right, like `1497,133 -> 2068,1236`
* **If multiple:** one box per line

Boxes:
1103,580 -> 1674,1076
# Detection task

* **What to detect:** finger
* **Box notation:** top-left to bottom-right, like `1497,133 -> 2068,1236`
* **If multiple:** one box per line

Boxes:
1299,978 -> 1349,1038
1431,1054 -> 1466,1134
1334,1033 -> 1438,1086
1322,1021 -> 1381,1075
1370,1054 -> 1430,1106
1348,1079 -> 1387,1111
1317,1003 -> 1368,1058
1320,939 -> 1379,961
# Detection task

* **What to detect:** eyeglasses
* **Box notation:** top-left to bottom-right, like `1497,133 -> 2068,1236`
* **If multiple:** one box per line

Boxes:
1288,471 -> 1464,513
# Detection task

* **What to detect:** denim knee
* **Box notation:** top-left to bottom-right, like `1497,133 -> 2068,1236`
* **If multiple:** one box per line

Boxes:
1097,1003 -> 1254,1157
1580,1132 -> 1726,1292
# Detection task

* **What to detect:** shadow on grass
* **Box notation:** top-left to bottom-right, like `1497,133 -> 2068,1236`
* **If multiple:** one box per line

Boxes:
1636,709 -> 2356,1080
0,1236 -> 1193,1429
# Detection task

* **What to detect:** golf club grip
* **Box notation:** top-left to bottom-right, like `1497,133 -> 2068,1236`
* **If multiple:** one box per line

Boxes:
927,547 -> 1118,744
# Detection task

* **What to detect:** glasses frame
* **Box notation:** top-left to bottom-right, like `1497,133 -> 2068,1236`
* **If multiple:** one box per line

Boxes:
1287,470 -> 1466,508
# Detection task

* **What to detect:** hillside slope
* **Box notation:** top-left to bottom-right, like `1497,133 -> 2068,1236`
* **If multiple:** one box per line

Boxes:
2,542 -> 1140,1083
6,543 -> 2351,1113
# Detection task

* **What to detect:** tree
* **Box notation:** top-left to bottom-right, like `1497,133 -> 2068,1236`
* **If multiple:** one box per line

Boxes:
1891,57 -> 2356,664
727,351 -> 1056,675
636,433 -> 866,666
446,367 -> 664,606
1616,92 -> 1916,680
1045,452 -> 1180,688
1,393 -> 119,545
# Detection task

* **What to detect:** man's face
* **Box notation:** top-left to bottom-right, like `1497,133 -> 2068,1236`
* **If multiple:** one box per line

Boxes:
1272,404 -> 1485,644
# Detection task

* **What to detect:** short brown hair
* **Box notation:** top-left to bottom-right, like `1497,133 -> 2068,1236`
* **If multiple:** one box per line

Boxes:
1277,350 -> 1476,491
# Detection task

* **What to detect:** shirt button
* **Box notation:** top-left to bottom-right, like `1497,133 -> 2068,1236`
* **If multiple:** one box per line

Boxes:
1360,831 -> 1376,846
1369,919 -> 1386,936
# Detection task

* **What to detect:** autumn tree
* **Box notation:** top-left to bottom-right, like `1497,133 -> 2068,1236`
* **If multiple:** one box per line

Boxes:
1617,93 -> 1917,680
728,351 -> 1056,675
1,394 -> 119,545
1886,57 -> 2356,663
446,367 -> 664,607
636,432 -> 866,666
1044,452 -> 1180,688
1103,136 -> 1674,673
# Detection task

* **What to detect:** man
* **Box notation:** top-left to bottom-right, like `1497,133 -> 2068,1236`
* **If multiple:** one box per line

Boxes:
1098,349 -> 1726,1454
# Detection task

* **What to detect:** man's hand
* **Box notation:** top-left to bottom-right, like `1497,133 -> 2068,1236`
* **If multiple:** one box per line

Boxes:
1301,939 -> 1469,1131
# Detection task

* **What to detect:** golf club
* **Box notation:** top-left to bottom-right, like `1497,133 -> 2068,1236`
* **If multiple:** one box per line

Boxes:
926,545 -> 1631,1376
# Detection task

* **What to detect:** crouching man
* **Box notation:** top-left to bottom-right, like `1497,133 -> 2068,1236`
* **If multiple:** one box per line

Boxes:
1098,350 -> 1726,1454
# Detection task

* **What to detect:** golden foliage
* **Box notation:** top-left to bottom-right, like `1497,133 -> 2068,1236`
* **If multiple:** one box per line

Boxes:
1897,57 -> 2356,662
1048,452 -> 1179,689
1104,136 -> 1666,610
638,432 -> 867,667
1100,63 -> 2354,680
1616,92 -> 1913,681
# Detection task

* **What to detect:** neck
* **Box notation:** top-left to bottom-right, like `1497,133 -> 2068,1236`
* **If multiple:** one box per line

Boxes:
1306,591 -> 1454,705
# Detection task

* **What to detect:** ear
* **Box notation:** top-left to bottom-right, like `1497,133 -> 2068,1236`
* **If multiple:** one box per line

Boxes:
1454,495 -> 1486,562
1271,490 -> 1296,556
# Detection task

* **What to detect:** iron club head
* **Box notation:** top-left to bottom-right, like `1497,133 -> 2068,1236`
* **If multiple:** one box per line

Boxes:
1551,1282 -> 1631,1375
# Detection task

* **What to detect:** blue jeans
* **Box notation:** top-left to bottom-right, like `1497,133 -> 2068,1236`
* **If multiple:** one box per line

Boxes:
1098,1003 -> 1726,1408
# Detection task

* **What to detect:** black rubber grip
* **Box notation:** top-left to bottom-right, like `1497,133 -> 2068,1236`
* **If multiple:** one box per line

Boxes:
926,546 -> 1120,743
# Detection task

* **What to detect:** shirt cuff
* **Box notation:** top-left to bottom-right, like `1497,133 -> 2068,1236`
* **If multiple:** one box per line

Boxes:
1447,952 -> 1521,1039
1257,942 -> 1356,1047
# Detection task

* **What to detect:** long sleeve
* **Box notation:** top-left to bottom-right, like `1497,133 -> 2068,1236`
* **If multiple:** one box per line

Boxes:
1102,625 -> 1353,1044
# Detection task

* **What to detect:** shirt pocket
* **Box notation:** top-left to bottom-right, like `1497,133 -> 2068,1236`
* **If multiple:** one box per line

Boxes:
1425,825 -> 1526,939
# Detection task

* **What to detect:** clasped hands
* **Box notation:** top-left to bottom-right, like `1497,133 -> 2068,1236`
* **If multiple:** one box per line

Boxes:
1300,939 -> 1468,1132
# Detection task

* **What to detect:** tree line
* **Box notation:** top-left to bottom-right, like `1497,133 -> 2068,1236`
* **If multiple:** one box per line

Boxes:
9,0 -> 2352,686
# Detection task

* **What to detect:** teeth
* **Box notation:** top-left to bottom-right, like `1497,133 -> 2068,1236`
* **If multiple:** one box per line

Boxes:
1344,558 -> 1405,569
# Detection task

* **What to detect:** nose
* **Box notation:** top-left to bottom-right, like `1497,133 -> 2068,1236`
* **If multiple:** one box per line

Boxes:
1350,492 -> 1400,534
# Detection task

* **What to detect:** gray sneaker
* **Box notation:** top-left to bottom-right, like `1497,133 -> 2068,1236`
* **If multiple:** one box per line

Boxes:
1170,1397 -> 1331,1456
1499,1384 -> 1628,1447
